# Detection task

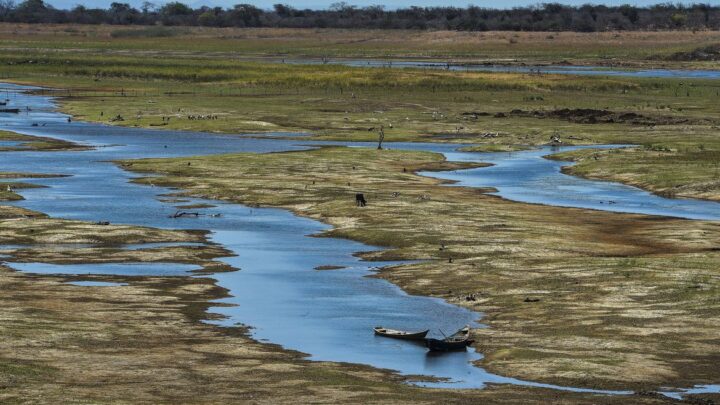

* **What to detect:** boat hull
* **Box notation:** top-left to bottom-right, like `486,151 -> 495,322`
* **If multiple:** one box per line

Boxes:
374,327 -> 429,341
425,338 -> 474,352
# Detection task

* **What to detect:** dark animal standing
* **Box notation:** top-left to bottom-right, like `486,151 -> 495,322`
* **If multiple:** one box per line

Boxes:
355,193 -> 367,207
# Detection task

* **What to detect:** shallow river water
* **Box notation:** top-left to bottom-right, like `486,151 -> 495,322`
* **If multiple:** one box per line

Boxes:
280,58 -> 720,79
0,83 -> 718,397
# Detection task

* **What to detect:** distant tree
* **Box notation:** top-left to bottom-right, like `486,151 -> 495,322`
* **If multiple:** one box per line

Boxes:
0,0 -> 15,19
160,1 -> 190,16
226,4 -> 262,27
0,2 -> 718,31
141,1 -> 155,14
619,4 -> 640,24
159,1 -> 192,25
329,2 -> 349,12
670,12 -> 687,28
13,0 -> 51,22
109,2 -> 139,24
198,7 -> 223,26
273,3 -> 295,18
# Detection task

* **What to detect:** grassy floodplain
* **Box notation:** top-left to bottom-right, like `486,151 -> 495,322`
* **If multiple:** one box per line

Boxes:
1,24 -> 720,403
2,32 -> 718,199
2,24 -> 720,65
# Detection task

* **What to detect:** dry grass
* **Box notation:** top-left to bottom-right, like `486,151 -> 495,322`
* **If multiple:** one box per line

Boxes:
1,24 -> 718,63
123,146 -> 720,393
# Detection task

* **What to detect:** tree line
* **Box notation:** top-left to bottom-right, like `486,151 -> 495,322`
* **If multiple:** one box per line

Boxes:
0,0 -> 718,31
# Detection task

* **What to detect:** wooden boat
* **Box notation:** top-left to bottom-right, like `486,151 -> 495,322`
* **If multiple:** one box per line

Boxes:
0,108 -> 20,114
425,325 -> 474,352
374,326 -> 429,341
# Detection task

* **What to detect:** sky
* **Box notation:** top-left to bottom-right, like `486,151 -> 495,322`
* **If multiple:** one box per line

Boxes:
46,0 -> 714,11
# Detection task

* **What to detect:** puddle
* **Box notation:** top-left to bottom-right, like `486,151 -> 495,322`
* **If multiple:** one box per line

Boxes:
122,242 -> 207,250
0,243 -> 96,250
67,280 -> 128,287
9,262 -> 202,276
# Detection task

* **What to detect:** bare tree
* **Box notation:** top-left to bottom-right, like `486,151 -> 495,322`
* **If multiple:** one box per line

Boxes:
141,1 -> 155,14
0,0 -> 15,18
377,125 -> 385,150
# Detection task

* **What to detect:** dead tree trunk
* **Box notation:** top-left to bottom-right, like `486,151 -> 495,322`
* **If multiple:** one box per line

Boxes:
377,125 -> 385,150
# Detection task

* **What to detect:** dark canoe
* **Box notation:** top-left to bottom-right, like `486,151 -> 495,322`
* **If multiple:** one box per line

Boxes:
374,326 -> 429,341
0,108 -> 20,113
425,325 -> 474,352
425,338 -> 474,351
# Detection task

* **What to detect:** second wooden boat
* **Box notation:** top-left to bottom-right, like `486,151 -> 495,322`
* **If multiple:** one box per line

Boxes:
425,325 -> 474,352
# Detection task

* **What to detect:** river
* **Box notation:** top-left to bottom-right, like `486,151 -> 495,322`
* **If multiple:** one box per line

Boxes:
0,83 -> 718,397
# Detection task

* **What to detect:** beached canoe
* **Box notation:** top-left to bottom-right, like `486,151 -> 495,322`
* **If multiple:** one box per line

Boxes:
374,326 -> 429,341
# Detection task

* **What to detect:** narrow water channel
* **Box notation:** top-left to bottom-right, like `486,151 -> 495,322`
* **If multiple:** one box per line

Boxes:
276,58 -> 720,79
1,83 -> 718,397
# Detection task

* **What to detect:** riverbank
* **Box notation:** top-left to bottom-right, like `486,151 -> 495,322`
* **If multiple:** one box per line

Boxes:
0,130 -> 84,152
122,145 -> 720,395
549,147 -> 720,202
